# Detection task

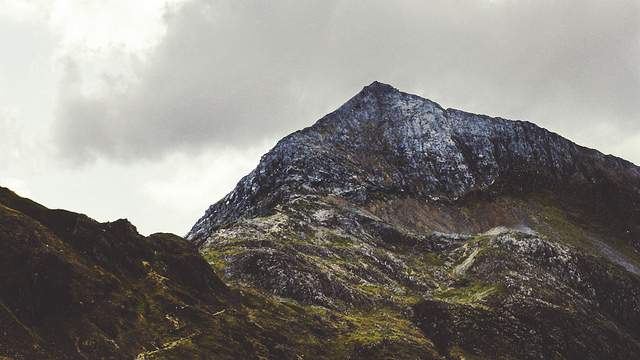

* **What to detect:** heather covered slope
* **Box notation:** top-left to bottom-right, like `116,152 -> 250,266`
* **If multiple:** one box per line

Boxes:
0,186 -> 233,358
193,192 -> 640,359
189,82 -> 640,359
1,187 -> 444,359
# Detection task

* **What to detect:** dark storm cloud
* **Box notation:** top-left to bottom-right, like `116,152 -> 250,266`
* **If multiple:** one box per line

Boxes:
54,0 -> 640,163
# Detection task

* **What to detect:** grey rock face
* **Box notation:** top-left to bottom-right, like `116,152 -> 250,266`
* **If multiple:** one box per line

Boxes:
188,81 -> 640,245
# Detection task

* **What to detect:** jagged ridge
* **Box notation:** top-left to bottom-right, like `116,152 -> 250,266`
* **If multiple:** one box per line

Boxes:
188,81 -> 640,247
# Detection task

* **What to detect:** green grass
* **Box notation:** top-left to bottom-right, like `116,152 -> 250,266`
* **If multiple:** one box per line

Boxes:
434,282 -> 500,308
332,307 -> 437,357
202,247 -> 243,275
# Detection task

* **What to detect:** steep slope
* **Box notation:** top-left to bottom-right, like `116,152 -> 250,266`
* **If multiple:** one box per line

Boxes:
1,187 -> 443,359
189,82 -> 640,359
0,186 -> 227,358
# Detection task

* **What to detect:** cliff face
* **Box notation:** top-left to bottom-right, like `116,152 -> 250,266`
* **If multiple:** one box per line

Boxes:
188,81 -> 640,247
188,82 -> 640,359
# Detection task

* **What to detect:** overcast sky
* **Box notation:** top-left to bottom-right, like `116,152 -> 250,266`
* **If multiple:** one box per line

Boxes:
1,0 -> 638,235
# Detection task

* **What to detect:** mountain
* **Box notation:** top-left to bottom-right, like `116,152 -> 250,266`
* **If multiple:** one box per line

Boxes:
188,82 -> 640,359
3,82 -> 640,359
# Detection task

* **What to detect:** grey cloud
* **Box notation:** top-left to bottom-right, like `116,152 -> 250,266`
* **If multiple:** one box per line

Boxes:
53,0 -> 640,164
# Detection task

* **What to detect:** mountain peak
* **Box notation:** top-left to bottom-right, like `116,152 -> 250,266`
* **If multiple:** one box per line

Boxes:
188,85 -> 640,246
362,80 -> 398,93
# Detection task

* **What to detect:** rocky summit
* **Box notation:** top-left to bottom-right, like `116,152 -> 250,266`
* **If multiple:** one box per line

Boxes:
2,82 -> 640,359
188,82 -> 640,359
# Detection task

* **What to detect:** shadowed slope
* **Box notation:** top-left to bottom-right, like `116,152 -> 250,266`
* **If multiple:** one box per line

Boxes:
0,187 -> 444,359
